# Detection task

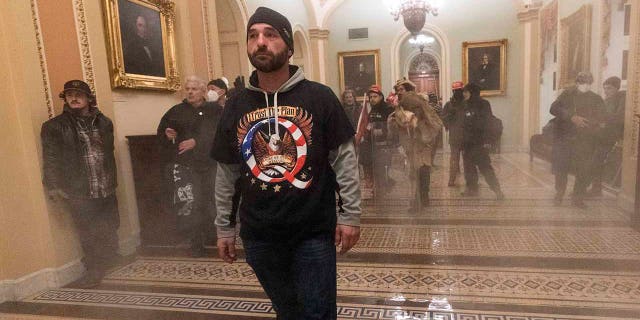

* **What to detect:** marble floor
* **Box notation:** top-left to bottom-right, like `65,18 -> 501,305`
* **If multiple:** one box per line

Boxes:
2,152 -> 640,319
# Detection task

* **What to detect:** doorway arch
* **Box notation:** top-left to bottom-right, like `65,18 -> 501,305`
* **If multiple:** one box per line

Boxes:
390,23 -> 450,102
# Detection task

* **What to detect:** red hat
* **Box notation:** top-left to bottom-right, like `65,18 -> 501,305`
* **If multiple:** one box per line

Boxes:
451,81 -> 464,90
368,85 -> 383,95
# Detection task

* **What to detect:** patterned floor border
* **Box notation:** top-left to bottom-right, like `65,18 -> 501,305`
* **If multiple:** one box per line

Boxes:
26,288 -> 637,320
101,258 -> 640,310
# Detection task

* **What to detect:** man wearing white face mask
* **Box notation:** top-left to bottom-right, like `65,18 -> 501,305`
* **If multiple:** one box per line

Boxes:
207,78 -> 228,108
549,71 -> 605,208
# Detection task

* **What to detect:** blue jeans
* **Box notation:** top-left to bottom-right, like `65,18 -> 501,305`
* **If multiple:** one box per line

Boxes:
243,233 -> 337,320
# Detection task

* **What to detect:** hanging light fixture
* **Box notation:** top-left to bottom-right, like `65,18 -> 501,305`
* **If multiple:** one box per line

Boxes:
385,0 -> 439,37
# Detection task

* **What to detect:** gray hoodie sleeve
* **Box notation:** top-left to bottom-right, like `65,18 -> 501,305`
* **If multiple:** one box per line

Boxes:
215,162 -> 241,238
328,138 -> 361,226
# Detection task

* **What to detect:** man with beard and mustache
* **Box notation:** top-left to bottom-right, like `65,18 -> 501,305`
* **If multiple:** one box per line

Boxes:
41,80 -> 119,288
211,7 -> 360,319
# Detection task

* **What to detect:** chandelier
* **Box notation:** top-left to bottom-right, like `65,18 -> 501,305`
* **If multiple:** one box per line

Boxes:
386,0 -> 439,37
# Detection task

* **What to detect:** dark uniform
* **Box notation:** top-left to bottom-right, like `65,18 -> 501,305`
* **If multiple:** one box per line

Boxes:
461,87 -> 503,198
442,95 -> 465,185
550,87 -> 605,205
359,101 -> 394,193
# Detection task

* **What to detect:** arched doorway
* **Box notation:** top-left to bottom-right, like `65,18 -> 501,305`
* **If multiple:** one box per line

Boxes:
408,52 -> 440,97
291,26 -> 313,79
214,0 -> 249,79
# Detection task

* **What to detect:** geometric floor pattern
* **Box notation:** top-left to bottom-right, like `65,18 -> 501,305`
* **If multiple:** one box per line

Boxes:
4,152 -> 640,319
98,258 -> 640,309
25,288 -> 639,319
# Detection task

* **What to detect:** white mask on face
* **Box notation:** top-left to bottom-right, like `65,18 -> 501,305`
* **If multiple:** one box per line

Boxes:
577,84 -> 590,93
206,90 -> 219,102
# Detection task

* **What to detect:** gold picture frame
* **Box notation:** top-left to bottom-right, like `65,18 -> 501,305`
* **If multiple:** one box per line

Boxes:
559,4 -> 592,89
462,39 -> 507,96
102,0 -> 180,91
338,50 -> 381,101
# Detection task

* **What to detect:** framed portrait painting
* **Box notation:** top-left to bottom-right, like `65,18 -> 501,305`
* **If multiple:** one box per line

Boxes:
462,39 -> 507,96
338,50 -> 381,101
559,4 -> 591,89
102,0 -> 180,90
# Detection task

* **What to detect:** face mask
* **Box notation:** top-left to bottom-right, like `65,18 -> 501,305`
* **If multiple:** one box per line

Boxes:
577,84 -> 590,93
206,90 -> 219,102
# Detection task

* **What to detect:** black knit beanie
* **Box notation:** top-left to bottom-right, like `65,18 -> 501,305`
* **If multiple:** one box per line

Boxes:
208,78 -> 227,92
247,7 -> 294,55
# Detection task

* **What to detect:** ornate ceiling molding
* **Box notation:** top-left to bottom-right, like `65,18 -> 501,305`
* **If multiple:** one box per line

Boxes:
72,0 -> 95,93
30,0 -> 54,118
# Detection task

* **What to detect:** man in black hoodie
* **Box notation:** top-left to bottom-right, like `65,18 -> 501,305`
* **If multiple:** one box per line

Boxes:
212,7 -> 360,320
460,83 -> 504,200
157,76 -> 222,257
41,80 -> 119,288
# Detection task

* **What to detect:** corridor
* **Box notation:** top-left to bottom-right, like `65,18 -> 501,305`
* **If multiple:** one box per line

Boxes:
2,152 -> 640,320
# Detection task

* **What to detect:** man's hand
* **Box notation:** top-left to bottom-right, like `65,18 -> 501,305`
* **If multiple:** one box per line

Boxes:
571,115 -> 589,128
335,224 -> 360,254
217,237 -> 237,263
178,138 -> 196,154
165,128 -> 177,141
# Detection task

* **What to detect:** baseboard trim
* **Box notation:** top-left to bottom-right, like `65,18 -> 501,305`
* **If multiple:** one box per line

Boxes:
0,259 -> 84,303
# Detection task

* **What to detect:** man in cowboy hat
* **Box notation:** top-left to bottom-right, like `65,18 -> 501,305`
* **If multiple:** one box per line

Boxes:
41,80 -> 119,288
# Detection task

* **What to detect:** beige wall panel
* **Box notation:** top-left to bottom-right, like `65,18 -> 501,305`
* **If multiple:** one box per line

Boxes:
0,0 -> 60,280
37,0 -> 84,115
188,0 -> 209,80
216,0 -> 238,33
221,43 -> 242,80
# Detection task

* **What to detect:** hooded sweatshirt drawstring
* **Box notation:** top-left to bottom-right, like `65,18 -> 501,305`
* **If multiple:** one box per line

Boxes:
261,90 -> 280,139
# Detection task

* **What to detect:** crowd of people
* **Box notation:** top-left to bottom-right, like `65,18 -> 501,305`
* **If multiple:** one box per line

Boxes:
38,5 -> 627,319
345,77 -> 505,210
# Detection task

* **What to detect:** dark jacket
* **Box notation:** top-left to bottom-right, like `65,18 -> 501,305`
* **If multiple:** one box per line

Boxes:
442,98 -> 465,147
365,101 -> 394,144
603,90 -> 626,142
550,87 -> 605,141
462,97 -> 493,147
41,106 -> 116,198
157,100 -> 222,167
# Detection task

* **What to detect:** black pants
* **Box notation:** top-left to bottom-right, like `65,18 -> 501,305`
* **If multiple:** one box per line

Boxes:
462,144 -> 500,191
190,166 -> 217,247
66,195 -> 120,273
553,137 -> 597,199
